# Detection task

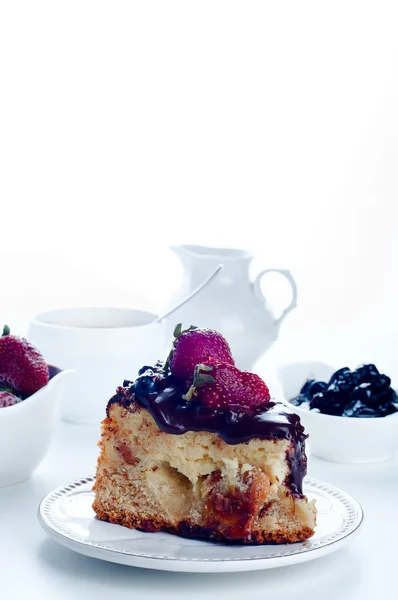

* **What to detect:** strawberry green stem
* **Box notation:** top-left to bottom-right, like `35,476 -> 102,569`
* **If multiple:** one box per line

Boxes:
2,325 -> 10,336
183,385 -> 196,401
173,323 -> 182,338
183,363 -> 215,401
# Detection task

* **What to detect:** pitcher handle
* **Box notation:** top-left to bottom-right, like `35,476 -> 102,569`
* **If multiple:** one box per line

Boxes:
253,269 -> 298,328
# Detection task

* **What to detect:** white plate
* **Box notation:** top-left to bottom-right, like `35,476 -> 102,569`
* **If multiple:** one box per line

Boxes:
38,475 -> 363,573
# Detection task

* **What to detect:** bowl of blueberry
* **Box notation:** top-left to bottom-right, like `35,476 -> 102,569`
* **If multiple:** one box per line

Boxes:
277,361 -> 398,463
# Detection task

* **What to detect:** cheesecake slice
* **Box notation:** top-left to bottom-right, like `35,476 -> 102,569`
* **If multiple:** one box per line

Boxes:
93,364 -> 316,544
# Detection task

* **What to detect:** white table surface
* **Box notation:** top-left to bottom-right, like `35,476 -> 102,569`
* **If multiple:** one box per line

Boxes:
1,331 -> 397,600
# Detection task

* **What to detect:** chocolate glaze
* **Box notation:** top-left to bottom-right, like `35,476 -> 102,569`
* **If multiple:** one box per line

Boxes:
107,365 -> 308,498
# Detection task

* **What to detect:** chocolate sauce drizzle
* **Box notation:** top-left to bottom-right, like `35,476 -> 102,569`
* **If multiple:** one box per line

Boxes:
107,365 -> 308,498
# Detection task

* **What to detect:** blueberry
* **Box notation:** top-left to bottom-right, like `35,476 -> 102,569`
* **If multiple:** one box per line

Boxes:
370,374 -> 391,392
328,375 -> 354,393
328,367 -> 351,386
138,365 -> 155,376
355,364 -> 380,383
380,389 -> 396,410
300,379 -> 316,396
343,399 -> 361,417
310,391 -> 345,416
134,374 -> 157,394
290,394 -> 308,406
351,384 -> 372,403
343,399 -> 376,417
300,379 -> 327,399
366,387 -> 390,405
307,381 -> 328,397
353,406 -> 379,418
343,400 -> 360,417
328,369 -> 360,393
299,365 -> 396,418
374,402 -> 391,416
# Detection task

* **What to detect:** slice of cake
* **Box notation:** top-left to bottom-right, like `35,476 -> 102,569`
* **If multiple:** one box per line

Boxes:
93,326 -> 317,544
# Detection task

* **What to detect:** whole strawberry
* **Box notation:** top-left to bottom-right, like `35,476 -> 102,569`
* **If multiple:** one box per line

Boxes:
183,359 -> 270,411
165,324 -> 234,380
0,390 -> 22,408
0,325 -> 49,398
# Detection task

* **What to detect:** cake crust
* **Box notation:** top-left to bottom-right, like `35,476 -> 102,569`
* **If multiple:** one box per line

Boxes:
93,501 -> 315,545
93,398 -> 317,545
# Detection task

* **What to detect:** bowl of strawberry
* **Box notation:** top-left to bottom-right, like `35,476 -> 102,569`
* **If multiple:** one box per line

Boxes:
0,325 -> 75,487
277,361 -> 398,463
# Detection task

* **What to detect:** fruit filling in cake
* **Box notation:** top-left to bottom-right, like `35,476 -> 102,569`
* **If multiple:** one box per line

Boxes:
93,325 -> 317,544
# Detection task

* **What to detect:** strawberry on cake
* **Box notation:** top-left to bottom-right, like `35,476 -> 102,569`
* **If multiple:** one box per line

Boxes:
93,325 -> 317,544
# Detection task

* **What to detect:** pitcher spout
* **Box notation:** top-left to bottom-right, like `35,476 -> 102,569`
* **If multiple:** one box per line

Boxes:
171,244 -> 252,263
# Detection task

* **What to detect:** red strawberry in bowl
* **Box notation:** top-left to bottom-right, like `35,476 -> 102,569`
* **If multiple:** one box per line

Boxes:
0,390 -> 22,408
165,324 -> 234,381
183,359 -> 271,411
0,325 -> 49,399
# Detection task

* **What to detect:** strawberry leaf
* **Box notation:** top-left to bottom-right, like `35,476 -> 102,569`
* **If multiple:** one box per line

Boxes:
182,363 -> 215,401
173,323 -> 182,338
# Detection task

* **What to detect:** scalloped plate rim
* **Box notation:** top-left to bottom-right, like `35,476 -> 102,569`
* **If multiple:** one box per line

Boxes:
37,475 -> 364,573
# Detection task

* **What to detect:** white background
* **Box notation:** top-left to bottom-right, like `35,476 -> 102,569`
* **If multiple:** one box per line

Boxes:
1,1 -> 397,336
1,5 -> 398,599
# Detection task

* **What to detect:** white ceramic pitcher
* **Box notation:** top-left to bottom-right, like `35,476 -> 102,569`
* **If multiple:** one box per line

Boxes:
168,245 -> 298,370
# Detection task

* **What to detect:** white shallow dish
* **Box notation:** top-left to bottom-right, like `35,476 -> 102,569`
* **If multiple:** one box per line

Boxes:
38,475 -> 363,573
0,369 -> 75,487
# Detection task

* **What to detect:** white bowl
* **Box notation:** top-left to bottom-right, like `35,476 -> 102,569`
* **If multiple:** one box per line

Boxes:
0,369 -> 75,487
276,361 -> 398,463
28,307 -> 168,425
